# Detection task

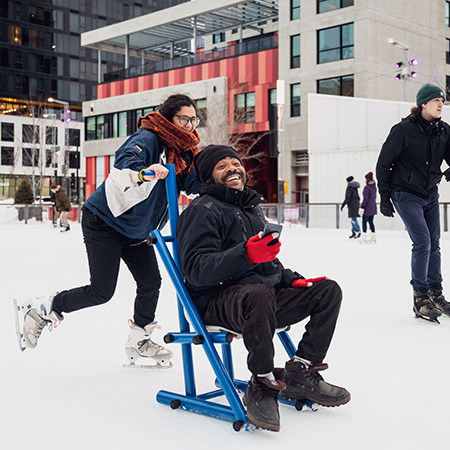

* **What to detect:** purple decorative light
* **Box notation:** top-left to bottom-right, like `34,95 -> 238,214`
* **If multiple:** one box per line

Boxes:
411,71 -> 418,78
410,59 -> 418,66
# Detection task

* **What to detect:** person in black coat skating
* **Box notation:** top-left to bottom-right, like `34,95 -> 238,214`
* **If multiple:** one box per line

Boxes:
341,176 -> 361,239
376,82 -> 450,323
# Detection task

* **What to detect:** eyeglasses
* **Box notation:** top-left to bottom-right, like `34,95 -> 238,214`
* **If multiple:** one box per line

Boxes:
174,115 -> 201,128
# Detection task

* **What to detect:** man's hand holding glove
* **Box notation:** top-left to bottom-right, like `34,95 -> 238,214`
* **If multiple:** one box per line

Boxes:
291,276 -> 327,288
380,196 -> 395,217
245,233 -> 281,264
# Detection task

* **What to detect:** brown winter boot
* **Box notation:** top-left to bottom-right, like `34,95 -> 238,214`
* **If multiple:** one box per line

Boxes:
243,373 -> 286,432
281,360 -> 350,407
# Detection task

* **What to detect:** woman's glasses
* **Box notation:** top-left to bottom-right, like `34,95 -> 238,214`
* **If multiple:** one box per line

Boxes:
174,115 -> 201,128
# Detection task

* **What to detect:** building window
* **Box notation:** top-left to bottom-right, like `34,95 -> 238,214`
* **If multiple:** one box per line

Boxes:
235,92 -> 256,124
291,0 -> 300,20
269,88 -> 277,105
195,98 -> 207,127
22,125 -> 40,144
213,32 -> 226,44
45,127 -> 58,145
1,123 -> 14,141
69,151 -> 80,169
447,76 -> 450,102
447,2 -> 450,27
22,148 -> 39,167
67,129 -> 80,147
291,34 -> 300,69
447,39 -> 450,64
318,23 -> 354,64
317,75 -> 354,96
86,116 -> 96,141
1,147 -> 14,166
318,0 -> 353,14
291,83 -> 301,117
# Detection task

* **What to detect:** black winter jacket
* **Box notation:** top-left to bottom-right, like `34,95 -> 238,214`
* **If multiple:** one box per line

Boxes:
176,184 -> 298,315
341,181 -> 360,218
376,114 -> 450,199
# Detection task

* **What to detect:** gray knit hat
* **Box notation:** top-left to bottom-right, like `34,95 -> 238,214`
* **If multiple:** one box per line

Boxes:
416,83 -> 445,106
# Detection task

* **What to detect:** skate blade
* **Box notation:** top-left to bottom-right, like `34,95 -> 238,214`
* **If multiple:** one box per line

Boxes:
414,315 -> 440,325
13,299 -> 28,352
123,360 -> 173,369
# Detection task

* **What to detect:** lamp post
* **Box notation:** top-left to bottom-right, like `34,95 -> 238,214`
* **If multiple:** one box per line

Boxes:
48,97 -> 70,185
276,79 -> 285,225
386,38 -> 418,102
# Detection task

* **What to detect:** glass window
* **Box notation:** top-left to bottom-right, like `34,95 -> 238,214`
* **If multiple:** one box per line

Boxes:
291,0 -> 300,20
447,2 -> 450,27
195,98 -> 207,127
45,127 -> 58,145
1,147 -> 14,166
318,23 -> 354,64
1,123 -> 14,141
86,116 -> 96,141
67,129 -> 80,147
213,32 -> 226,44
317,75 -> 354,96
269,88 -> 277,105
447,39 -> 450,64
291,34 -> 300,69
96,115 -> 105,140
235,92 -> 255,124
8,25 -> 22,45
291,83 -> 301,117
118,112 -> 127,137
318,0 -> 353,14
22,125 -> 39,143
69,151 -> 80,169
22,148 -> 39,166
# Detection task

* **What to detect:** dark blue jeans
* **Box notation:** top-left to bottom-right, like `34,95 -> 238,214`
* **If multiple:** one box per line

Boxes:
362,215 -> 375,233
52,207 -> 162,328
391,191 -> 442,290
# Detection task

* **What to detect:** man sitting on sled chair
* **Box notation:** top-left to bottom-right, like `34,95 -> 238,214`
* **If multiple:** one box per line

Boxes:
176,145 -> 350,432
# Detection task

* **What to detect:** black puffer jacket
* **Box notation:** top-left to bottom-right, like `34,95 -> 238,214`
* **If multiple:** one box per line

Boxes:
176,184 -> 298,315
341,181 -> 360,218
376,113 -> 450,199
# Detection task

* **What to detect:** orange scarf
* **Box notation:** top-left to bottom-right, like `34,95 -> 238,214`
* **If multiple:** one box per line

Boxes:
138,112 -> 201,174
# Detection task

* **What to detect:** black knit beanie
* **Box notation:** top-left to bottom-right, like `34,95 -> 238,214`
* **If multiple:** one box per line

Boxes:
194,145 -> 243,183
346,176 -> 354,182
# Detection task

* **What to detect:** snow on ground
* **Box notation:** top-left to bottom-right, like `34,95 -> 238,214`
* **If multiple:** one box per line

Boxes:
1,218 -> 450,450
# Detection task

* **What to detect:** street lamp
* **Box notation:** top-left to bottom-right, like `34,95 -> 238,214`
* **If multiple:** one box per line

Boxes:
386,38 -> 417,101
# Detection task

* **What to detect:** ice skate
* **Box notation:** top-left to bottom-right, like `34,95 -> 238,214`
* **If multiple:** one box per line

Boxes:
13,294 -> 63,351
369,232 -> 377,244
413,288 -> 441,324
124,320 -> 173,369
428,287 -> 450,317
281,360 -> 350,407
359,232 -> 368,244
60,225 -> 70,233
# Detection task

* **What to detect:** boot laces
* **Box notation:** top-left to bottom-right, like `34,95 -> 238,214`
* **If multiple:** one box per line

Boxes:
137,337 -> 165,353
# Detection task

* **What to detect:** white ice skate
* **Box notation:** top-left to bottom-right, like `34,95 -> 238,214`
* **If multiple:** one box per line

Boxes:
13,294 -> 63,351
124,320 -> 173,369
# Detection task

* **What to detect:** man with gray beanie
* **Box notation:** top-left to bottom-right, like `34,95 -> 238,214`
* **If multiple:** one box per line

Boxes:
376,82 -> 450,323
177,144 -> 350,432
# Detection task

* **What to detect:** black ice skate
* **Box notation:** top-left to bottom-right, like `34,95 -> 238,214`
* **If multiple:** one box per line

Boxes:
242,374 -> 286,432
413,288 -> 442,324
429,287 -> 450,317
281,360 -> 350,407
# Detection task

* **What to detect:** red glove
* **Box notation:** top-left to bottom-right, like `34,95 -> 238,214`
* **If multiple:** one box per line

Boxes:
291,277 -> 327,288
245,233 -> 281,264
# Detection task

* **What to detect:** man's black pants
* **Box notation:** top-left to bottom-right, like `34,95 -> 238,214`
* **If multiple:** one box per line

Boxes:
201,280 -> 342,376
53,207 -> 162,328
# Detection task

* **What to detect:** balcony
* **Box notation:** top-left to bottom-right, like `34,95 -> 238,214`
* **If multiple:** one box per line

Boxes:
103,33 -> 278,84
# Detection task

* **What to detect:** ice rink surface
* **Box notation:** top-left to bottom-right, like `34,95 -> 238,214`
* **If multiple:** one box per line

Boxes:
1,218 -> 450,450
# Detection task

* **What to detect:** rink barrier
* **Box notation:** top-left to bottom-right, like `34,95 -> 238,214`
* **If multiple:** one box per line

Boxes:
145,165 -> 298,432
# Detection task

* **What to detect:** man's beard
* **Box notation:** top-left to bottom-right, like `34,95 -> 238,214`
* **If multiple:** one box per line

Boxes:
220,169 -> 247,188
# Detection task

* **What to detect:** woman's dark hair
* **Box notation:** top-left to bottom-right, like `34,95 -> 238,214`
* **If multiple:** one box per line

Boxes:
158,94 -> 197,122
410,105 -> 422,116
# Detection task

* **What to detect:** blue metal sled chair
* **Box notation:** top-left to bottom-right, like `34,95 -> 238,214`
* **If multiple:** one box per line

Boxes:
146,164 -> 305,432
